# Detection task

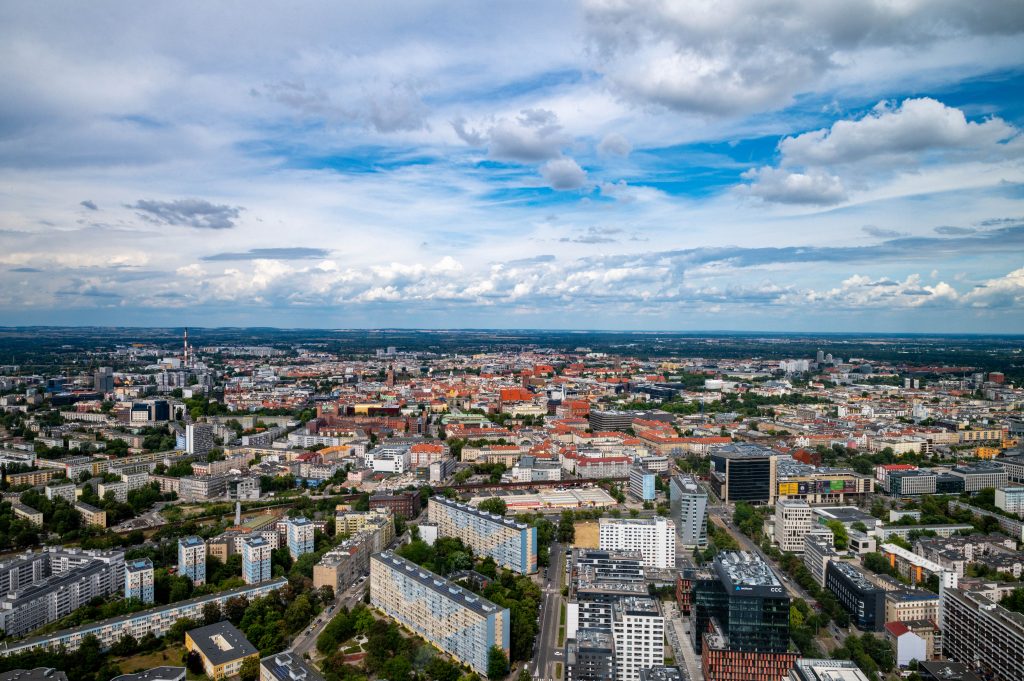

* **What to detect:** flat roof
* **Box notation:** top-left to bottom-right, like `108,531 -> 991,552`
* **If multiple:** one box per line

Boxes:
187,621 -> 257,666
372,551 -> 505,618
433,496 -> 528,530
715,551 -> 784,593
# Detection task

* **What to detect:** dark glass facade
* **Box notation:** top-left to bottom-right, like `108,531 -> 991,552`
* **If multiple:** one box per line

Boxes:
692,559 -> 790,654
710,453 -> 772,503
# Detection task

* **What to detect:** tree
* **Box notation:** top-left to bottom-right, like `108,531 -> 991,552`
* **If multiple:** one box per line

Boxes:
239,656 -> 260,681
426,656 -> 461,681
487,645 -> 510,679
202,601 -> 222,625
185,650 -> 205,676
478,497 -> 507,516
825,520 -> 849,550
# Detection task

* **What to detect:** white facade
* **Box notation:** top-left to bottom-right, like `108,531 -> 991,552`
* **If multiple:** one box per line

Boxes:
995,486 -> 1024,515
598,517 -> 676,569
611,598 -> 664,681
366,445 -> 411,474
774,499 -> 813,553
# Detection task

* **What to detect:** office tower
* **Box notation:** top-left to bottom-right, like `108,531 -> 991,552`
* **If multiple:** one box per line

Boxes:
942,587 -> 1024,681
186,423 -> 215,456
125,558 -> 155,604
670,474 -> 708,549
94,367 -> 114,394
611,597 -> 664,681
242,536 -> 272,584
370,551 -> 509,675
628,465 -> 656,502
709,444 -> 778,504
427,496 -> 538,574
598,517 -> 676,569
774,499 -> 813,553
692,552 -> 795,681
285,517 -> 315,560
178,535 -> 207,586
824,562 -> 885,631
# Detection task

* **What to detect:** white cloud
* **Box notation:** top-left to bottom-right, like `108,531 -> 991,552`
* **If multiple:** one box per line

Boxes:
598,132 -> 632,156
541,157 -> 588,190
738,167 -> 846,205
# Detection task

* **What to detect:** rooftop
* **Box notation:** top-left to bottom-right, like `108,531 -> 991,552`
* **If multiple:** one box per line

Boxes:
186,621 -> 258,666
829,561 -> 880,592
110,667 -> 185,681
433,496 -> 528,530
715,551 -> 783,590
372,551 -> 505,618
260,652 -> 325,681
127,558 -> 153,573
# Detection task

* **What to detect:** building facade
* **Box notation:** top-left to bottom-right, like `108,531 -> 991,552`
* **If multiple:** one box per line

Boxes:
942,587 -> 1024,681
428,497 -> 538,574
611,597 -> 664,681
125,558 -> 154,604
669,474 -> 708,549
774,499 -> 813,553
178,536 -> 206,586
369,551 -> 509,675
285,517 -> 315,560
598,517 -> 676,569
242,536 -> 272,585
825,561 -> 885,631
628,465 -> 656,502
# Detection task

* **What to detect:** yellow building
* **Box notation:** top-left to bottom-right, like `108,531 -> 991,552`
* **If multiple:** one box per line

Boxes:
185,621 -> 259,679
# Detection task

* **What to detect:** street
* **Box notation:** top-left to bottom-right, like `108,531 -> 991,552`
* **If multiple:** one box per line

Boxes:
530,541 -> 565,681
291,577 -> 368,660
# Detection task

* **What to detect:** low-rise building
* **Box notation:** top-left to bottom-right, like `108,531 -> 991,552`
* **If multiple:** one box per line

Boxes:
184,621 -> 259,680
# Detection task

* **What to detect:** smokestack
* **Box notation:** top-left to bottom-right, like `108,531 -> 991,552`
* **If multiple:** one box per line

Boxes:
235,501 -> 241,527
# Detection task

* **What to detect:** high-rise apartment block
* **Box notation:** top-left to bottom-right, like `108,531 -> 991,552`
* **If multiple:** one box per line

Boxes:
285,517 -> 315,560
628,465 -> 656,502
774,499 -> 813,553
186,423 -> 215,457
427,496 -> 538,574
611,597 -> 664,681
942,587 -> 1024,681
599,517 -> 676,569
370,551 -> 509,675
125,558 -> 154,604
94,367 -> 114,394
669,474 -> 708,549
242,536 -> 272,584
565,628 -> 615,681
0,548 -> 126,637
178,535 -> 207,586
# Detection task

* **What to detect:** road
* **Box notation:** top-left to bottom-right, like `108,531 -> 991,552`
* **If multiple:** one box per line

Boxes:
530,541 -> 565,681
291,578 -> 369,660
707,505 -> 817,605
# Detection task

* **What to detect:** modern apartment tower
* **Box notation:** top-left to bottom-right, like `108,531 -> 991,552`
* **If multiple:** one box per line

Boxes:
125,558 -> 155,604
942,587 -> 1024,681
628,465 -> 656,502
669,474 -> 708,549
598,517 -> 676,569
285,517 -> 315,560
427,496 -> 538,574
178,536 -> 207,586
774,499 -> 813,553
611,597 -> 664,681
242,536 -> 272,584
369,551 -> 510,675
186,423 -> 215,457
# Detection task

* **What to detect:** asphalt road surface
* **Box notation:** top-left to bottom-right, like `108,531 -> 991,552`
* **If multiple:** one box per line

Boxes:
531,541 -> 565,681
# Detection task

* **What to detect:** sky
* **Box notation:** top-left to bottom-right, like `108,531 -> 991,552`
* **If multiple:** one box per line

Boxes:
1,1 -> 1023,332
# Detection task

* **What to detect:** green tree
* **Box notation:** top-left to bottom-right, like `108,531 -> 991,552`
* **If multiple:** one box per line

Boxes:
239,656 -> 260,681
487,645 -> 510,679
478,497 -> 507,516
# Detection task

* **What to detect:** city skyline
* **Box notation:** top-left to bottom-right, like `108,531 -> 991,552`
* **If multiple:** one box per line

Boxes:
1,2 -> 1023,332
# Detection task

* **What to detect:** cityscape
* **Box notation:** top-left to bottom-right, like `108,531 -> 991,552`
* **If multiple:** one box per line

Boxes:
2,3 -> 1024,681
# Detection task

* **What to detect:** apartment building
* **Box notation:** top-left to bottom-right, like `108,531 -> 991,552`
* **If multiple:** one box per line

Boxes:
369,551 -> 509,676
598,517 -> 676,569
284,517 -> 315,560
774,499 -> 813,553
312,533 -> 371,593
74,502 -> 106,528
177,536 -> 206,586
669,474 -> 708,549
565,628 -> 615,681
369,491 -> 421,519
260,652 -> 324,681
242,537 -> 272,585
611,597 -> 664,681
0,549 -> 125,637
178,475 -> 228,502
185,423 -> 215,457
11,503 -> 42,527
942,587 -> 1024,681
334,509 -> 395,552
427,496 -> 538,574
628,465 -> 656,502
185,621 -> 258,680
0,579 -> 286,657
995,486 -> 1024,514
124,558 -> 154,604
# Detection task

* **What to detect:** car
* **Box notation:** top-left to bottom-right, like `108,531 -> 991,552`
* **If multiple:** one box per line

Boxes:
554,651 -> 562,656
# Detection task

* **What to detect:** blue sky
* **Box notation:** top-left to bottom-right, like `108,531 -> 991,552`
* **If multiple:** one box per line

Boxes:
1,1 -> 1023,332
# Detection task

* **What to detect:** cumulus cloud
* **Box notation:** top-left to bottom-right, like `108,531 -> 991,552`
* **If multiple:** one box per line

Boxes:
129,199 -> 242,230
541,157 -> 588,190
201,248 -> 330,261
740,98 -> 1022,205
598,133 -> 632,156
583,1 -> 1024,115
80,200 -> 98,211
453,108 -> 571,162
779,98 -> 1020,166
260,79 -> 428,133
738,167 -> 846,205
